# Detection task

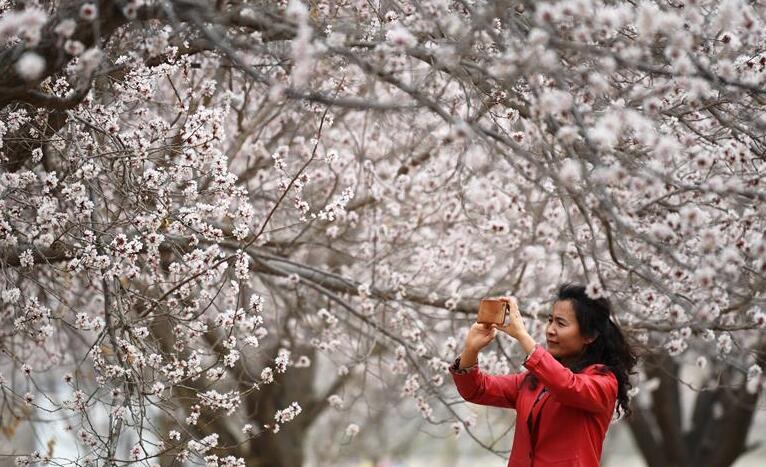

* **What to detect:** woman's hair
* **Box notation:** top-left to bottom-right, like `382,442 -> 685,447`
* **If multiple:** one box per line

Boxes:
524,282 -> 638,419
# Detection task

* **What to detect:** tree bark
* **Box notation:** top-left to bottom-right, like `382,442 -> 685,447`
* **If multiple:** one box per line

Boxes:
628,346 -> 766,467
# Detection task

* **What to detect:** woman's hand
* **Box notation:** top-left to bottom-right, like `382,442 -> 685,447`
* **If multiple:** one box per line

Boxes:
493,296 -> 528,339
464,322 -> 497,353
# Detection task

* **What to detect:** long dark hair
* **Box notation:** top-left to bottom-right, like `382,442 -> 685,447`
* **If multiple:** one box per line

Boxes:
525,282 -> 638,419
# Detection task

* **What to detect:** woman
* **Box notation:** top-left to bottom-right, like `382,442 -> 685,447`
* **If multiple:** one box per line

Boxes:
450,283 -> 637,467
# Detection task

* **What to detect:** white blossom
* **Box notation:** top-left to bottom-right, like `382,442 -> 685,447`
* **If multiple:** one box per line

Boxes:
327,394 -> 344,409
80,3 -> 98,21
54,19 -> 76,38
585,280 -> 605,300
2,288 -> 20,304
386,24 -> 416,49
19,250 -> 34,268
274,401 -> 302,424
15,53 -> 45,81
559,159 -> 581,188
188,433 -> 219,454
345,423 -> 360,438
746,364 -> 763,394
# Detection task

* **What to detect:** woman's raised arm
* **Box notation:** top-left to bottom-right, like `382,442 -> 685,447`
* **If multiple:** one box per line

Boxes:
449,322 -> 526,408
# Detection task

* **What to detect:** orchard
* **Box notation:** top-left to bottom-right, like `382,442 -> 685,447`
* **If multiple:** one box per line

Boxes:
0,1 -> 764,466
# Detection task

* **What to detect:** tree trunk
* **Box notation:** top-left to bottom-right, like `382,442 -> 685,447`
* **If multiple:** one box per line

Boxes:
627,349 -> 765,467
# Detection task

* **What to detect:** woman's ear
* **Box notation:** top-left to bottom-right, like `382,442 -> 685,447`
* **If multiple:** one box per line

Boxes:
584,332 -> 599,345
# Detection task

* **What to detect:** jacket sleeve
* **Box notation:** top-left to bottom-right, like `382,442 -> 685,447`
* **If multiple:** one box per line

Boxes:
449,357 -> 525,409
523,345 -> 617,413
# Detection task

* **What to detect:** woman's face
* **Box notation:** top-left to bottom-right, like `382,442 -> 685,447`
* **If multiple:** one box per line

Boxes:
545,300 -> 595,363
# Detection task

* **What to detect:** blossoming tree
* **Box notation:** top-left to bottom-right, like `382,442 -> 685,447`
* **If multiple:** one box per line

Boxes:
1,1 -> 765,466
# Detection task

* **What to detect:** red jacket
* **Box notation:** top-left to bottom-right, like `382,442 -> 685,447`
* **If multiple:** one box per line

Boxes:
450,345 -> 618,467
